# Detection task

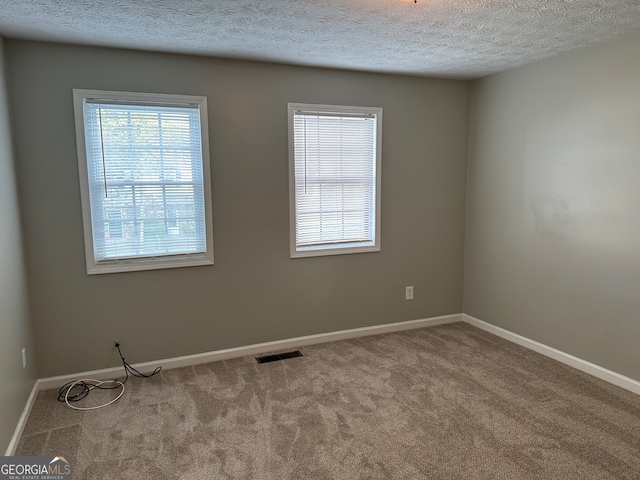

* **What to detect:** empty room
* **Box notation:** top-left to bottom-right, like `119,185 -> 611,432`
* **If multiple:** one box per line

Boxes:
1,1 -> 639,478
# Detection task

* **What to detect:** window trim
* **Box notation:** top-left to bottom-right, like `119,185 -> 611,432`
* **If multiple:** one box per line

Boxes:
73,89 -> 214,275
287,103 -> 382,258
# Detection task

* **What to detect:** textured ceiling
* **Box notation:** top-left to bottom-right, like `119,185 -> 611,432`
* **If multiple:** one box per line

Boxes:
2,0 -> 640,78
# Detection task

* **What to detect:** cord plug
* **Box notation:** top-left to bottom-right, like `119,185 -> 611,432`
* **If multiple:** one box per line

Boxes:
114,340 -> 120,348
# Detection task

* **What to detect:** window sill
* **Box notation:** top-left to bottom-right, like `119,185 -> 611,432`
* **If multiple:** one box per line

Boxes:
87,255 -> 213,275
291,244 -> 380,259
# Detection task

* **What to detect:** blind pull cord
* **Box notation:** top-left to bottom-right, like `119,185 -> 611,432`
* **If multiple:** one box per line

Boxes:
98,107 -> 108,198
303,117 -> 307,194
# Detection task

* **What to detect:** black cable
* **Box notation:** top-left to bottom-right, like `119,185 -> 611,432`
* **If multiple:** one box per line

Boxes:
57,343 -> 162,404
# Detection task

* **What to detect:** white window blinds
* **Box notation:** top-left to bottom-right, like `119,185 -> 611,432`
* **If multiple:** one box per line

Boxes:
74,90 -> 213,274
289,104 -> 382,257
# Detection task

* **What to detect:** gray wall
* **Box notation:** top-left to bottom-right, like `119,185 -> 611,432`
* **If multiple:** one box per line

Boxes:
465,30 -> 640,381
6,40 -> 469,377
0,37 -> 37,454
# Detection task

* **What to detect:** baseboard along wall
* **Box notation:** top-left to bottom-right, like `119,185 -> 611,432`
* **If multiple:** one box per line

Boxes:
7,312 -> 640,455
462,314 -> 640,396
37,313 -> 462,392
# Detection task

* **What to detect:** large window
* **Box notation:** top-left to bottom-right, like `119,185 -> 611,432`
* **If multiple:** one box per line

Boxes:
288,103 -> 382,258
73,90 -> 213,274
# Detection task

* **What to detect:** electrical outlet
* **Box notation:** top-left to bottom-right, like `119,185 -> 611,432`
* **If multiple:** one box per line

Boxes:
405,286 -> 414,300
22,347 -> 27,369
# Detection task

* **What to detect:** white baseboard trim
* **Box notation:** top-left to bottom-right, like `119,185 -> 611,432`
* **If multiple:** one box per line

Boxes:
5,380 -> 39,456
37,313 -> 463,391
462,314 -> 640,395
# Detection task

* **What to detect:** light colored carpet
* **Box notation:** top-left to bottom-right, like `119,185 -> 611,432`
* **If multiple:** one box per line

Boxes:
16,323 -> 640,479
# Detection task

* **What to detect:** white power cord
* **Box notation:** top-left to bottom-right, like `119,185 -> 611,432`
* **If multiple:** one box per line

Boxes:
57,343 -> 161,409
62,379 -> 125,411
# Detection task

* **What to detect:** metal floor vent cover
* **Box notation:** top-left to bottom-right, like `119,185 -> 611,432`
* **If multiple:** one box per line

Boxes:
256,350 -> 303,364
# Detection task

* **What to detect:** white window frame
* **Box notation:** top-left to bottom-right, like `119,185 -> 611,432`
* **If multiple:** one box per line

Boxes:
288,103 -> 382,258
73,89 -> 214,275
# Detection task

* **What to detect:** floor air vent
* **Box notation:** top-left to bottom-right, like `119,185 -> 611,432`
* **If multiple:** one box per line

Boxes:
256,350 -> 303,364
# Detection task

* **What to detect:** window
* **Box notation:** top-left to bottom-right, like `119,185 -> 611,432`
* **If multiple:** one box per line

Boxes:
73,90 -> 214,274
288,103 -> 382,258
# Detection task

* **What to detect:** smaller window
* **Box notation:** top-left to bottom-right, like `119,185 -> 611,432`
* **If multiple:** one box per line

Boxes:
288,103 -> 382,258
73,89 -> 214,274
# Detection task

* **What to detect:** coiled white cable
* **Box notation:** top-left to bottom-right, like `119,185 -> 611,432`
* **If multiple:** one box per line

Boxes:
62,379 -> 125,410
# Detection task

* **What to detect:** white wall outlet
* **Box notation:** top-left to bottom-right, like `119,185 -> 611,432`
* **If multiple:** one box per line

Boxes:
22,347 -> 27,369
405,286 -> 414,300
